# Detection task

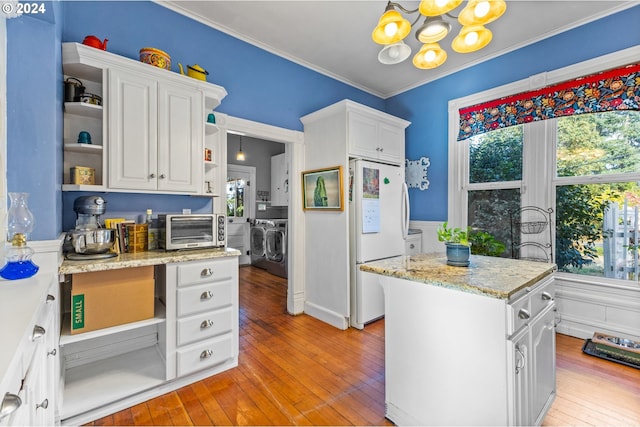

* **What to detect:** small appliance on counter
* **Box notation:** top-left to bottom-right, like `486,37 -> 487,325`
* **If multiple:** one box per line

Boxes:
64,195 -> 116,260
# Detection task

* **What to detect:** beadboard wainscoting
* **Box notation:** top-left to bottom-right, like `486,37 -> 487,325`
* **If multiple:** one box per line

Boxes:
555,273 -> 640,341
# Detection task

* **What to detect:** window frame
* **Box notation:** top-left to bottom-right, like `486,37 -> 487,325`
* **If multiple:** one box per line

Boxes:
448,45 -> 640,284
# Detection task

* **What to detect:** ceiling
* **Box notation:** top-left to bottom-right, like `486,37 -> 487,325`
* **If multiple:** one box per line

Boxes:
160,1 -> 635,99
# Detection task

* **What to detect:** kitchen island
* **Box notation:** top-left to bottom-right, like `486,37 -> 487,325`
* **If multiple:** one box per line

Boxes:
361,253 -> 556,426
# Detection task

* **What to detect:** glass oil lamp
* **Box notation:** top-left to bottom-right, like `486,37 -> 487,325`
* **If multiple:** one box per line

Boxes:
0,192 -> 39,280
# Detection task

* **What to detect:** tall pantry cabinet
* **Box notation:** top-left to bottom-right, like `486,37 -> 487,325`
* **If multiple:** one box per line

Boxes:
62,42 -> 227,197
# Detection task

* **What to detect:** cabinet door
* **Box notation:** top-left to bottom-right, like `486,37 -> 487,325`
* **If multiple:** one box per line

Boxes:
108,68 -> 158,190
157,82 -> 202,193
270,153 -> 288,206
530,304 -> 556,425
348,111 -> 379,160
378,121 -> 405,165
508,328 -> 529,427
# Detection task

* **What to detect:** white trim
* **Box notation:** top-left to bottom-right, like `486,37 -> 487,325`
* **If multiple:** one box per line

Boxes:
214,112 -> 306,315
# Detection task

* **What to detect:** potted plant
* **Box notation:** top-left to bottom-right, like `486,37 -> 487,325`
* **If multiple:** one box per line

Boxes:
437,221 -> 471,266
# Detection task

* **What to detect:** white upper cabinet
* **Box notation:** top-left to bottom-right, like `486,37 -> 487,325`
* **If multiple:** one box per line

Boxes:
347,105 -> 408,166
270,152 -> 288,206
109,67 -> 203,193
62,42 -> 226,196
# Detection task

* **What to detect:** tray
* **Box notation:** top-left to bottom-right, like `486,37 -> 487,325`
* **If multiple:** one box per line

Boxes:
582,339 -> 640,370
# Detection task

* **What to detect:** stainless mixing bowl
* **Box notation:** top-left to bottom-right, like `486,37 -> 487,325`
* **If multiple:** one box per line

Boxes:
68,229 -> 115,254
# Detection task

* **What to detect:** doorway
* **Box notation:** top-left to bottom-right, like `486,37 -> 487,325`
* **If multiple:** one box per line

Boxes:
227,164 -> 255,266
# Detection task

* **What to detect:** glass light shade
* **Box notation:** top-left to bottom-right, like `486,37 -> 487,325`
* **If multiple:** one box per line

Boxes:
452,25 -> 492,53
236,149 -> 245,161
458,0 -> 506,26
419,0 -> 463,16
7,192 -> 34,241
372,9 -> 412,44
413,43 -> 448,69
378,41 -> 412,64
415,17 -> 452,43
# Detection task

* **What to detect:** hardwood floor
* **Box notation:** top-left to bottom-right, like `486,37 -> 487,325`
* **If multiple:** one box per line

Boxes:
87,265 -> 640,426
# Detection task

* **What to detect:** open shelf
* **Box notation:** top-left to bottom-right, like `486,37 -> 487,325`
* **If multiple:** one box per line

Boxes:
205,122 -> 219,135
64,102 -> 103,119
62,183 -> 107,192
60,299 -> 166,346
64,143 -> 104,154
61,345 -> 166,421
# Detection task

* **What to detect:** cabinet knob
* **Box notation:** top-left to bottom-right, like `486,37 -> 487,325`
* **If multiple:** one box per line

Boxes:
200,349 -> 213,360
149,173 -> 156,178
48,348 -> 57,357
541,291 -> 553,301
46,294 -> 55,304
517,308 -> 531,320
200,319 -> 214,329
409,243 -> 415,249
36,399 -> 49,410
32,325 -> 46,341
201,268 -> 213,277
0,393 -> 22,420
200,291 -> 214,300
159,174 -> 166,179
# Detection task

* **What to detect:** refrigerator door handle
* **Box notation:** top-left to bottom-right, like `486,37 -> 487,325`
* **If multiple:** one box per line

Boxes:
401,182 -> 409,239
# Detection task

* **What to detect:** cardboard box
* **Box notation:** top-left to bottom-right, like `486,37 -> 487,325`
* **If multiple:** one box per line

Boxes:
70,266 -> 155,334
70,166 -> 96,185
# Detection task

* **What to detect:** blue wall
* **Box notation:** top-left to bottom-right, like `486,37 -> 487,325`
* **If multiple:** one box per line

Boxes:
7,1 -> 383,240
387,5 -> 640,221
7,2 -> 640,239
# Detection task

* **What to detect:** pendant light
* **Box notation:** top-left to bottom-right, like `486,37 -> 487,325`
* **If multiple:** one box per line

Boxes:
236,135 -> 246,161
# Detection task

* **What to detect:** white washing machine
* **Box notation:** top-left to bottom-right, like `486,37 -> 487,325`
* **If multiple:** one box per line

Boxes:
265,219 -> 287,278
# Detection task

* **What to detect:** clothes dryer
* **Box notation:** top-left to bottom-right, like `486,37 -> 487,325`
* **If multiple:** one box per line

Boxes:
250,219 -> 271,270
265,219 -> 287,278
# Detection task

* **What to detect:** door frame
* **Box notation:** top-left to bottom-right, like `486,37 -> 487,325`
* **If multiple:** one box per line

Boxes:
227,164 -> 255,266
215,113 -> 305,315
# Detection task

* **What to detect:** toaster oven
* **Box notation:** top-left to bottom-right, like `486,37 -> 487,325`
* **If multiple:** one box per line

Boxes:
158,214 -> 226,250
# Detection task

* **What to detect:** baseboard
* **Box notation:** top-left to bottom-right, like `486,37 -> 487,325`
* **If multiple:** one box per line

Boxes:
303,301 -> 348,330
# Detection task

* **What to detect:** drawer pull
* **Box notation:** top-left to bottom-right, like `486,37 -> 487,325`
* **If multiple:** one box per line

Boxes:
200,291 -> 214,300
32,325 -> 46,341
517,308 -> 530,320
200,349 -> 213,360
36,399 -> 49,410
0,393 -> 22,420
201,268 -> 213,277
46,294 -> 55,303
409,243 -> 415,249
541,291 -> 553,301
201,319 -> 214,329
515,345 -> 527,374
48,348 -> 57,357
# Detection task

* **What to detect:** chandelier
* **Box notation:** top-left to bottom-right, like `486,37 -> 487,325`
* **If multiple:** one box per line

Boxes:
372,0 -> 506,69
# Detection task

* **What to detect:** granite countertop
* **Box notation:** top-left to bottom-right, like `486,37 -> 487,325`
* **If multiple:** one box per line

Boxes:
360,252 -> 556,300
59,247 -> 241,274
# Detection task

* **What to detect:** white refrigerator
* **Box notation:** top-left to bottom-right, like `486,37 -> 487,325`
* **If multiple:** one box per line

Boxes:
349,158 -> 409,329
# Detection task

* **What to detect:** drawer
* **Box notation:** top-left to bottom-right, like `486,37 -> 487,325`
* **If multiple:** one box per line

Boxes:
176,333 -> 234,377
507,292 -> 530,336
177,280 -> 233,317
529,276 -> 555,319
177,307 -> 233,347
177,258 -> 236,287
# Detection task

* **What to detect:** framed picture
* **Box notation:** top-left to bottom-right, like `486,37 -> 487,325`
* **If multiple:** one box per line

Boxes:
302,166 -> 344,211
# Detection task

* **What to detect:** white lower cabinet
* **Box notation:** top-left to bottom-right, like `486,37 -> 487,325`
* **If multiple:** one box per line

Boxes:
382,273 -> 556,426
164,257 -> 239,381
58,255 -> 238,426
1,279 -> 58,427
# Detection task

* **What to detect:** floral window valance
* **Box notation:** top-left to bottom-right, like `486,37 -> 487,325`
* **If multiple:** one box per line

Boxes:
457,63 -> 640,141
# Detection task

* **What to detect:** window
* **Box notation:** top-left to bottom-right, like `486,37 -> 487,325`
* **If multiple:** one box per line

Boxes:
454,110 -> 640,282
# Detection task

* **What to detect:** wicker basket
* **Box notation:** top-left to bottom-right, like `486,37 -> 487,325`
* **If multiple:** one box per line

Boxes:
516,220 -> 547,234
